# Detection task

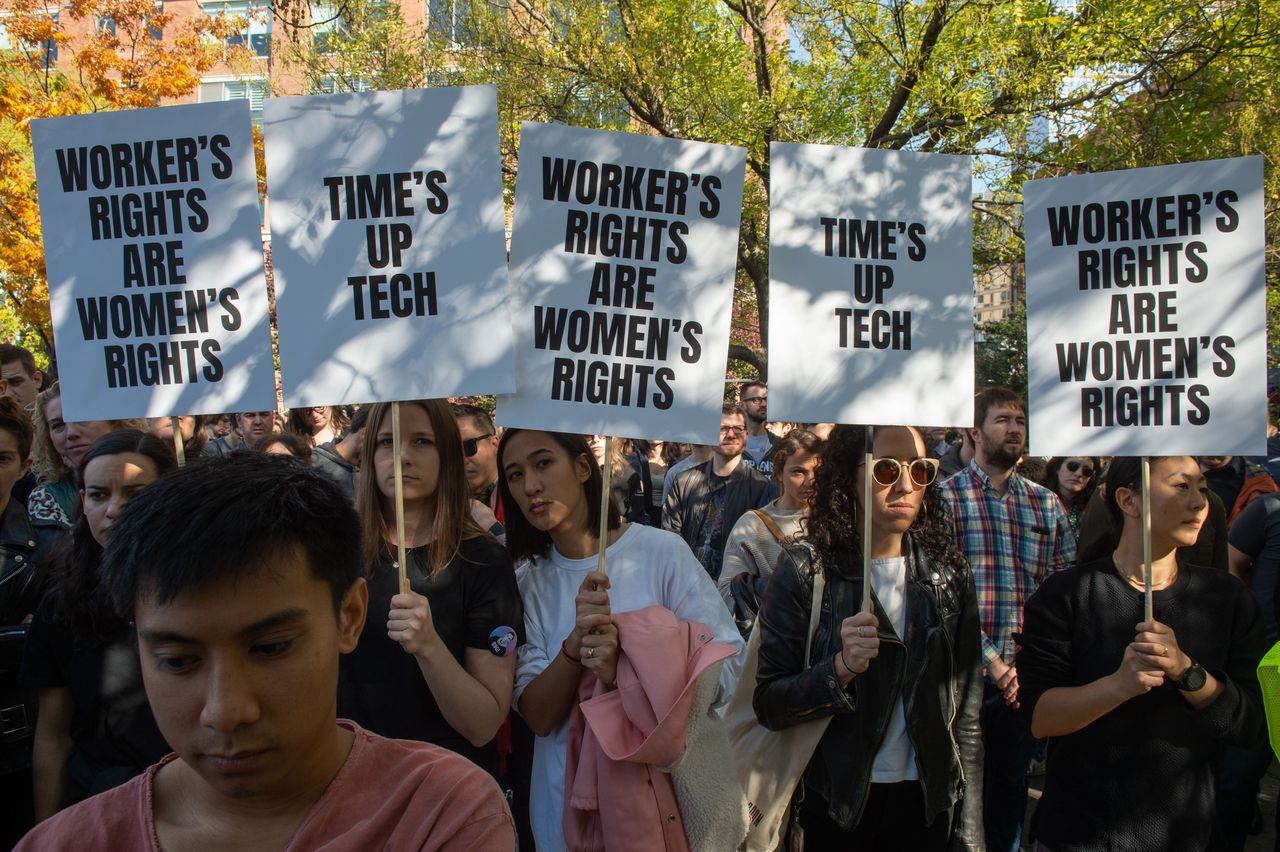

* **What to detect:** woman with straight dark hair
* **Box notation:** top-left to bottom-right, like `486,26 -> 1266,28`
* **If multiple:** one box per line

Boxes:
19,429 -> 176,820
499,428 -> 742,851
1040,456 -> 1101,538
1018,456 -> 1266,851
339,400 -> 520,774
754,424 -> 984,850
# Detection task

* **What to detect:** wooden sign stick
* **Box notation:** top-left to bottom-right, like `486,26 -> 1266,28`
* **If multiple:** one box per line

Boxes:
862,427 -> 874,614
170,416 -> 186,467
392,401 -> 408,593
597,435 -> 613,577
1141,456 -> 1153,622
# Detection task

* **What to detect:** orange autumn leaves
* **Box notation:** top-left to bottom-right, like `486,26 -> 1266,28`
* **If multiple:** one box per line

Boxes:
0,0 -> 240,341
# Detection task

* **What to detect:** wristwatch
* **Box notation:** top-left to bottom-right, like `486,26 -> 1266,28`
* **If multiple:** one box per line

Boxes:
1175,659 -> 1208,692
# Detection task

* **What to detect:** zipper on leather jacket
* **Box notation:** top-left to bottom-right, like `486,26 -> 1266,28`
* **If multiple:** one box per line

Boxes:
929,575 -> 966,789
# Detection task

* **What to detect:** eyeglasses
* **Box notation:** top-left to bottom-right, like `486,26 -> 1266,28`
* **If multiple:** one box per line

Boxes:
742,396 -> 767,405
462,434 -> 494,457
867,457 -> 940,488
720,425 -> 746,435
1064,460 -> 1095,477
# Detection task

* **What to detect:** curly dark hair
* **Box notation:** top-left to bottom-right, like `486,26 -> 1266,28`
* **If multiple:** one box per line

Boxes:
805,424 -> 968,576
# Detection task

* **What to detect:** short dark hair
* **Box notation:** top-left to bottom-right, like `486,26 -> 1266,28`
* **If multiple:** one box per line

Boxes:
722,403 -> 745,420
0,396 -> 33,459
0,344 -> 36,377
974,387 -> 1024,429
103,454 -> 362,615
452,403 -> 495,434
496,429 -> 619,564
740,380 -> 766,399
252,430 -> 313,463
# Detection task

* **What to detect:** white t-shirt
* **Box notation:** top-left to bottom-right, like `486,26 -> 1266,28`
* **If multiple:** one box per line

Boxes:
869,556 -> 919,783
514,524 -> 744,852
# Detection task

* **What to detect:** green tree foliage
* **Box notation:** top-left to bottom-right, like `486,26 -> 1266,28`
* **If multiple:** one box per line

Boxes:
275,0 -> 1276,377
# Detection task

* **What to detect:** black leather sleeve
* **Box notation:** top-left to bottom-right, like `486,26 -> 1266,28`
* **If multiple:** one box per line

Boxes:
952,570 -> 986,850
753,546 -> 855,731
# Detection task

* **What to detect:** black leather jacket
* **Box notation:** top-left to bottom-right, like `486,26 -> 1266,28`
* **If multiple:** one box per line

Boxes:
753,536 -> 985,849
0,497 -> 64,625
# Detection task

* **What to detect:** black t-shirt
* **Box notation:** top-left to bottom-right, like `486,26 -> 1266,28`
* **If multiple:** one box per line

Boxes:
1229,492 -> 1280,641
338,534 -> 522,773
18,597 -> 169,804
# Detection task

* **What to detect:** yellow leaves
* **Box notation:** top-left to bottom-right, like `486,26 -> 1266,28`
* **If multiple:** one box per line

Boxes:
0,0 -> 228,343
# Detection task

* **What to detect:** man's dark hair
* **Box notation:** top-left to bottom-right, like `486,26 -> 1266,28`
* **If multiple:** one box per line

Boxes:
722,403 -> 746,420
103,454 -> 362,615
0,343 -> 36,377
348,404 -> 370,433
973,386 -> 1024,429
0,395 -> 33,459
452,402 -> 495,434
740,380 -> 766,399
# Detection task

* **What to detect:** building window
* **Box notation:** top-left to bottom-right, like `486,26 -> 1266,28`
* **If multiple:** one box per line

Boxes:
313,75 -> 371,94
310,2 -> 347,52
200,77 -> 268,117
428,0 -> 470,46
0,11 -> 59,65
203,0 -> 271,57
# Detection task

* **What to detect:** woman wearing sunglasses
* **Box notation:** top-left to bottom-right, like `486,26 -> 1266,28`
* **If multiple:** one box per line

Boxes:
1016,456 -> 1266,852
1040,457 -> 1101,539
754,424 -> 984,849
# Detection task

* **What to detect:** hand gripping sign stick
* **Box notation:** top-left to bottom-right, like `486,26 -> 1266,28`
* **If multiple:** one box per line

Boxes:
392,401 -> 409,593
862,427 -> 874,614
1142,456 -> 1153,622
170,416 -> 186,467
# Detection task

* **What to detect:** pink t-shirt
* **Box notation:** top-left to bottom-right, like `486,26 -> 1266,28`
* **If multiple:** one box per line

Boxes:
17,721 -> 514,851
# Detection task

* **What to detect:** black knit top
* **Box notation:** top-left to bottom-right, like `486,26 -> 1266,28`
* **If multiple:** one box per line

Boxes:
1017,557 -> 1267,851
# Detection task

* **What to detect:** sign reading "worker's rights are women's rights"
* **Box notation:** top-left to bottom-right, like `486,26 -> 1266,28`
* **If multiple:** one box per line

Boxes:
1025,156 -> 1267,456
498,123 -> 745,444
31,101 -> 276,420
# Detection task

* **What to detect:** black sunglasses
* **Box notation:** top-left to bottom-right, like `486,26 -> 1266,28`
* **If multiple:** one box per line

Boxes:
463,434 -> 494,458
1064,460 -> 1095,477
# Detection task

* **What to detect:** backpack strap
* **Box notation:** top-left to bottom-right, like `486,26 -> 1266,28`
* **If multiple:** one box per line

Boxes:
751,508 -> 787,544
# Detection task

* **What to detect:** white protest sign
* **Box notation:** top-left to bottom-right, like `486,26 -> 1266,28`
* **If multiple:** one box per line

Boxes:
31,101 -> 275,421
769,143 -> 974,427
496,123 -> 745,444
264,86 -> 512,407
1025,157 -> 1266,457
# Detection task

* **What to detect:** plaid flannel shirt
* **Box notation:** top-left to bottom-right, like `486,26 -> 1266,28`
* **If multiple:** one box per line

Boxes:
939,460 -> 1076,669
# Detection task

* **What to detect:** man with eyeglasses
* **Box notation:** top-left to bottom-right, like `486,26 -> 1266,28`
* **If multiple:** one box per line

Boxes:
662,404 -> 769,582
937,387 -> 1075,852
453,404 -> 502,523
739,380 -> 779,477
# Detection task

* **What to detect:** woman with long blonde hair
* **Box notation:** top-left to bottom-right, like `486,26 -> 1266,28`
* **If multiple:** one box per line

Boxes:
338,399 -> 522,773
29,382 -> 145,526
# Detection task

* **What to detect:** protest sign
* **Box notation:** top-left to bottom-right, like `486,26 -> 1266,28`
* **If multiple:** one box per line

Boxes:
264,85 -> 512,407
1025,157 -> 1266,456
768,143 -> 974,427
496,122 -> 745,444
31,101 -> 275,421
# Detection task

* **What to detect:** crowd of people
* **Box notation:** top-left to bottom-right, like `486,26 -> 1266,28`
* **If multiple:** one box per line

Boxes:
0,340 -> 1276,851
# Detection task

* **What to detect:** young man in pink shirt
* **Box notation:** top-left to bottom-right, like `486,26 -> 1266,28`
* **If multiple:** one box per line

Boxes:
17,453 -> 514,851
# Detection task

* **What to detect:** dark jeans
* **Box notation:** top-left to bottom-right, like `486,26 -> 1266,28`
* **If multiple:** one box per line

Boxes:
1212,742 -> 1274,852
798,781 -> 950,850
982,682 -> 1041,852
